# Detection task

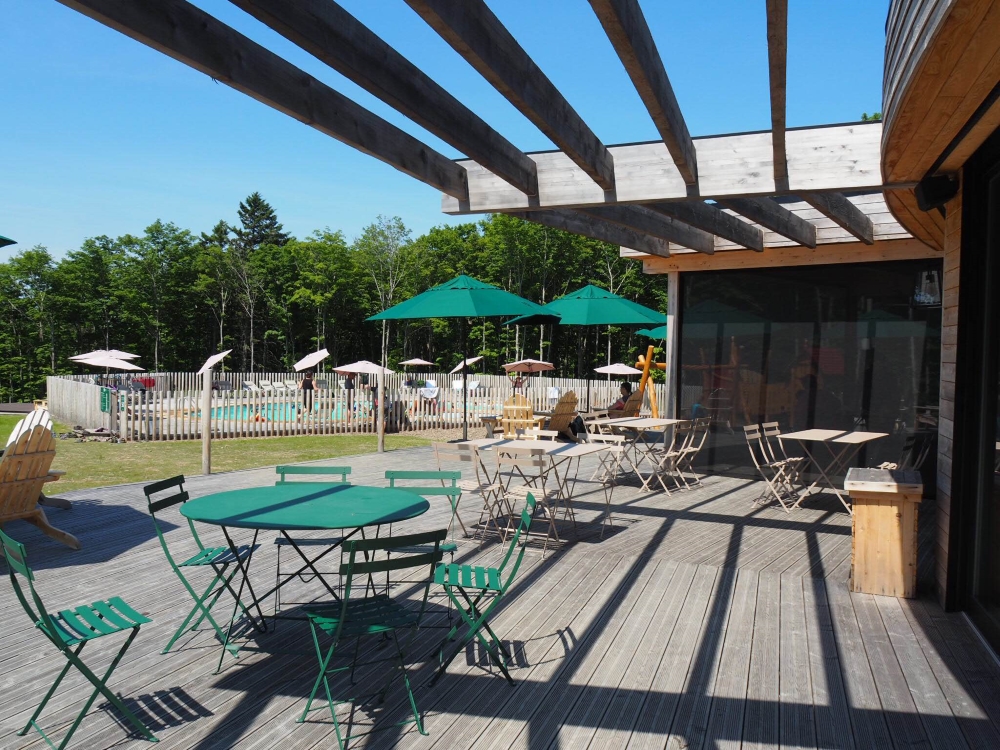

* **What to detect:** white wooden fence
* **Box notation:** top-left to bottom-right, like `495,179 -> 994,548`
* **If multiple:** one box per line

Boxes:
50,373 -> 671,441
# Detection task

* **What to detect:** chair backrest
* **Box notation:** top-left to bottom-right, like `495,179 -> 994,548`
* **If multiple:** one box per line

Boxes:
898,432 -> 934,471
610,390 -> 643,418
686,417 -> 711,456
144,475 -> 206,566
743,424 -> 770,470
5,408 -> 53,448
385,470 -> 462,499
259,379 -> 273,389
760,422 -> 786,463
546,391 -> 578,434
0,425 -> 58,521
272,381 -> 288,391
495,494 -> 537,591
434,442 -> 490,485
275,465 -> 351,484
423,379 -> 437,389
522,429 -> 560,441
585,432 -> 626,448
497,448 -> 548,484
332,529 -> 447,636
0,528 -> 64,647
243,380 -> 260,392
501,394 -> 535,437
283,379 -> 298,389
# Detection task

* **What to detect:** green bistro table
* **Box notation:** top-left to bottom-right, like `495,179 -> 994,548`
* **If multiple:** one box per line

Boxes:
181,483 -> 429,667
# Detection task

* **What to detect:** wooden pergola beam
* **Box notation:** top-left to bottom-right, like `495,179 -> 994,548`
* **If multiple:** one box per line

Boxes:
441,122 -> 885,213
405,0 -> 616,191
230,0 -> 538,196
512,210 -> 671,257
581,205 -> 715,254
717,196 -> 817,248
59,0 -> 469,200
766,0 -> 789,188
589,0 -> 697,187
648,201 -> 763,251
801,192 -> 875,244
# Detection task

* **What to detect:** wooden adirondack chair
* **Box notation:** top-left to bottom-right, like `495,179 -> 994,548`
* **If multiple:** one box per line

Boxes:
544,391 -> 579,440
500,393 -> 543,438
608,390 -> 643,419
0,420 -> 80,549
5,410 -> 70,510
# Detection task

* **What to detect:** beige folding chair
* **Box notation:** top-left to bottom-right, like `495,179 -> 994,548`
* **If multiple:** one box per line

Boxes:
743,424 -> 798,512
646,421 -> 696,493
496,448 -> 566,556
0,423 -> 80,549
522,429 -> 560,441
586,432 -> 627,483
761,422 -> 807,490
433,442 -> 505,544
675,417 -> 712,487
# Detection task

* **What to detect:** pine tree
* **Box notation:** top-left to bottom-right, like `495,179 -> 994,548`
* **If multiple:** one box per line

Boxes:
233,192 -> 289,251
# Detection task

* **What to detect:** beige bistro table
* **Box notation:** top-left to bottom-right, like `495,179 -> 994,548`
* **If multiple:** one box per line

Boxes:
587,417 -> 686,489
778,428 -> 888,512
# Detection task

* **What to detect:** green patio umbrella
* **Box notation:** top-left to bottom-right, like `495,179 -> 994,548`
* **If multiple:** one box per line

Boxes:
0,235 -> 16,249
506,284 -> 664,411
368,275 -> 549,439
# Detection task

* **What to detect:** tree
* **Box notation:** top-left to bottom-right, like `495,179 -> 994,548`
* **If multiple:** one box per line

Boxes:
233,192 -> 289,250
195,221 -> 233,351
353,216 -> 412,367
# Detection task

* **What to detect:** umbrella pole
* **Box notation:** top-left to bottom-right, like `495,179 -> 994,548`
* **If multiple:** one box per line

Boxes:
377,369 -> 385,453
462,321 -> 468,441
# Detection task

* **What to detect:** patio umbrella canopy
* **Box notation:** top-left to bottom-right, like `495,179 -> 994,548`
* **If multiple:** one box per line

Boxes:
502,359 -> 554,373
71,349 -> 140,361
595,363 -> 643,375
399,358 -> 434,367
74,355 -> 144,371
0,235 -> 16,249
369,275 -> 549,439
333,360 -> 395,375
293,348 -> 330,372
449,356 -> 483,374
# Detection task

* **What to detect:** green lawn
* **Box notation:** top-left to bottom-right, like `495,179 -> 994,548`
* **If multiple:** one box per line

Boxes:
0,414 -> 429,492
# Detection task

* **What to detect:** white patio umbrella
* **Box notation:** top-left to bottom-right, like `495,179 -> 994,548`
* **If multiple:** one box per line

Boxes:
399,357 -> 434,367
334,361 -> 395,452
74,355 -> 145,371
293,348 -> 330,372
449,356 -> 483,374
70,349 -> 140,361
594,363 -> 643,375
333,360 -> 395,375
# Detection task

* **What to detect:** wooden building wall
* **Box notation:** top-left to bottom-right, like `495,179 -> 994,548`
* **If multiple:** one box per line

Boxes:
936,186 -> 962,605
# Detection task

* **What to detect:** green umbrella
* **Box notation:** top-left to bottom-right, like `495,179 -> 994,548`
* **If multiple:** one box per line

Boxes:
368,275 -> 549,439
0,235 -> 16,249
506,284 -> 664,411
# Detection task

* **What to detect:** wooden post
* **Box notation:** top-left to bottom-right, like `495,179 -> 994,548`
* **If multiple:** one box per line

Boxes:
202,369 -> 212,475
377,368 -> 385,453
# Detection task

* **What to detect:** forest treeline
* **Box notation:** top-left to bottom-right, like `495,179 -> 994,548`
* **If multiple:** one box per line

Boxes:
0,193 -> 670,401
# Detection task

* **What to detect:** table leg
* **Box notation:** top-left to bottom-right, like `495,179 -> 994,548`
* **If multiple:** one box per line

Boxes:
216,527 -> 263,673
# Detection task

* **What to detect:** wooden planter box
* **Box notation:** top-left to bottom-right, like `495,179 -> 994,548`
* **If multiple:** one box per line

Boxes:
846,468 -> 923,598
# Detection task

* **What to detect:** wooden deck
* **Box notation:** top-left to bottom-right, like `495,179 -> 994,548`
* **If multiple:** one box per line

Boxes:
1,445 -> 999,749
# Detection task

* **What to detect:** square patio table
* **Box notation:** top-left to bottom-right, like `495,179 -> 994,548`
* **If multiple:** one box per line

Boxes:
778,429 -> 888,512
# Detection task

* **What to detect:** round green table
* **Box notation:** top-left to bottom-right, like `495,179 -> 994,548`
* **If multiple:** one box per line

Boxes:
181,483 -> 430,661
181,483 -> 429,530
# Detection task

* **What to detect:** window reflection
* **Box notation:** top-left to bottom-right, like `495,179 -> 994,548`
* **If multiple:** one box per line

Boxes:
680,261 -> 942,475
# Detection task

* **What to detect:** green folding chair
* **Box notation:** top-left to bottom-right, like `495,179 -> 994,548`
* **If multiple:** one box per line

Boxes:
385,470 -> 463,548
298,529 -> 448,748
0,528 -> 157,749
430,493 -> 536,686
273,465 -> 352,614
143,475 -> 257,657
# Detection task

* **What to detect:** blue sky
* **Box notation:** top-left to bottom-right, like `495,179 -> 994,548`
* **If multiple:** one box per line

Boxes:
2,1 -> 889,257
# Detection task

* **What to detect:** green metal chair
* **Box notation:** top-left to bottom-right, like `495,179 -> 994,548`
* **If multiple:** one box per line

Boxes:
143,475 -> 257,657
273,465 -> 352,613
385,470 -> 463,549
430,493 -> 537,686
298,529 -> 448,747
0,528 -> 157,748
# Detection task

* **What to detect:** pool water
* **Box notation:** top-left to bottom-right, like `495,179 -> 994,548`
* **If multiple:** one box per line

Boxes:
209,404 -> 349,421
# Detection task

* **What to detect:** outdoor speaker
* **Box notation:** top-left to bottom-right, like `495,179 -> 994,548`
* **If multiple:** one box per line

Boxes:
914,174 -> 959,212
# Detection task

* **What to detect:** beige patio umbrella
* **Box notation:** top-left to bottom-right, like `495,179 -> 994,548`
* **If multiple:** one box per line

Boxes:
70,349 -> 140,361
294,348 -> 330,372
74,355 -> 144,371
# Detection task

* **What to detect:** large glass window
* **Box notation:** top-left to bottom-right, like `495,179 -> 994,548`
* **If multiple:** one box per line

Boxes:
679,260 -> 942,476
